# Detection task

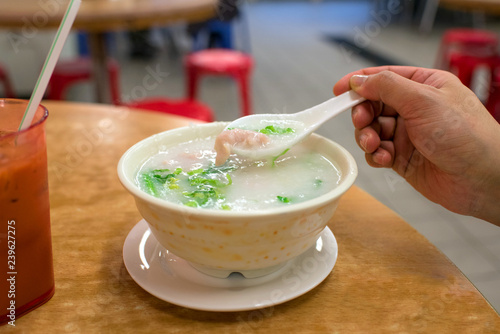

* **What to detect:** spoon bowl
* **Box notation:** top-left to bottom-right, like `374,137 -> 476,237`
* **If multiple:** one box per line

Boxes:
223,90 -> 365,160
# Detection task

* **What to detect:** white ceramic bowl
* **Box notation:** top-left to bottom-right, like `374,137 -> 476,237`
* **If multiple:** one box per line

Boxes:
118,122 -> 357,278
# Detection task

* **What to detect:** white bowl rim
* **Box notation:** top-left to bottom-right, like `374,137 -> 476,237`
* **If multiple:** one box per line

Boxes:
117,122 -> 357,218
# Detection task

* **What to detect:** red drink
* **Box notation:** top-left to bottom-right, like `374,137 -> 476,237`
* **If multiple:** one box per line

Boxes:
0,99 -> 54,325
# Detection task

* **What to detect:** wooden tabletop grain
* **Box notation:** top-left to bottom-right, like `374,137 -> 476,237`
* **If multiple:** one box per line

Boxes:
6,101 -> 499,333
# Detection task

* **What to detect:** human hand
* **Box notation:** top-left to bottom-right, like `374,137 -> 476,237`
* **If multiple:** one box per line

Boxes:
334,66 -> 500,225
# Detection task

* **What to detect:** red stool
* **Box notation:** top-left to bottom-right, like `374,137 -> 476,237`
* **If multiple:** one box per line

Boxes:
48,57 -> 120,105
0,65 -> 15,98
185,49 -> 254,117
435,28 -> 499,71
124,98 -> 214,122
449,53 -> 500,122
448,52 -> 496,88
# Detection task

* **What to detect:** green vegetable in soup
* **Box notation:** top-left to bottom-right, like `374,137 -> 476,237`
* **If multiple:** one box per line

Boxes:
228,125 -> 294,135
259,125 -> 295,135
141,173 -> 160,197
272,148 -> 290,167
150,169 -> 178,183
277,196 -> 291,203
138,164 -> 237,210
140,168 -> 181,197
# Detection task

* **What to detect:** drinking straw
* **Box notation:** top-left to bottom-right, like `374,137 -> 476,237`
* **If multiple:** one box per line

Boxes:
18,0 -> 82,131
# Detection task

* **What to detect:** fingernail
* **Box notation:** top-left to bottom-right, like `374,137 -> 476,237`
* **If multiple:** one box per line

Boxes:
359,134 -> 368,151
352,105 -> 360,122
372,151 -> 384,165
350,75 -> 368,89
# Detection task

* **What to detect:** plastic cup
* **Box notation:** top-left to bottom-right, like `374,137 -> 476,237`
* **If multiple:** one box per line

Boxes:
0,99 -> 54,325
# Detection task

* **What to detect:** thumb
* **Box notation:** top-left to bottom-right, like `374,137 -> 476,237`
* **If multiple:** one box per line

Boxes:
349,71 -> 434,118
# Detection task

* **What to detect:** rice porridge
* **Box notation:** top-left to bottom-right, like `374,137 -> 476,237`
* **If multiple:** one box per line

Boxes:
136,134 -> 341,211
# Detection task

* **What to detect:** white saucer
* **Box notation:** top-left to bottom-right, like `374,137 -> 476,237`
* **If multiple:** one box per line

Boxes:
123,219 -> 338,312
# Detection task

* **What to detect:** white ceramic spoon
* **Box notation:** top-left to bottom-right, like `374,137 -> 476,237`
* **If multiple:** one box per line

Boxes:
222,90 -> 366,160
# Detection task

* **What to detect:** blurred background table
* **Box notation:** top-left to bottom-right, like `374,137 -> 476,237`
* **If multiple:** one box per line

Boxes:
420,0 -> 500,32
0,0 -> 218,103
439,0 -> 500,13
4,101 -> 498,333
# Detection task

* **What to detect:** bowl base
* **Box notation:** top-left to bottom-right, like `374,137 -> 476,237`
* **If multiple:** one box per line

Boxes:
188,261 -> 288,279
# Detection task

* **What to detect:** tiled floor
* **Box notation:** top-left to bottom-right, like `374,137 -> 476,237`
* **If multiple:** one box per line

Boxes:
7,0 -> 499,313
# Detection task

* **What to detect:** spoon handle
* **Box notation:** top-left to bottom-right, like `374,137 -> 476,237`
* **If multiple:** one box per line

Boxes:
297,90 -> 366,130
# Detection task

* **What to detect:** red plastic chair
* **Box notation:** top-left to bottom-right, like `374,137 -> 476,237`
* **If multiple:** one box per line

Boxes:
436,28 -> 499,71
185,49 -> 254,117
448,53 -> 500,122
48,57 -> 214,122
124,98 -> 214,122
448,52 -> 496,88
0,64 -> 15,98
48,57 -> 121,105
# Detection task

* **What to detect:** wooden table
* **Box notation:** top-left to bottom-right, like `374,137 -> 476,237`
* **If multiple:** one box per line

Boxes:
0,0 -> 218,103
6,101 -> 499,332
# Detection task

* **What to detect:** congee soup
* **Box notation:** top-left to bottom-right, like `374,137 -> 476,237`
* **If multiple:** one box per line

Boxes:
136,133 -> 341,211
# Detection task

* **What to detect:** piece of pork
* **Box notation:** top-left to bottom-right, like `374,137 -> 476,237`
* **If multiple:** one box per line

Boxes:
214,128 -> 270,165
